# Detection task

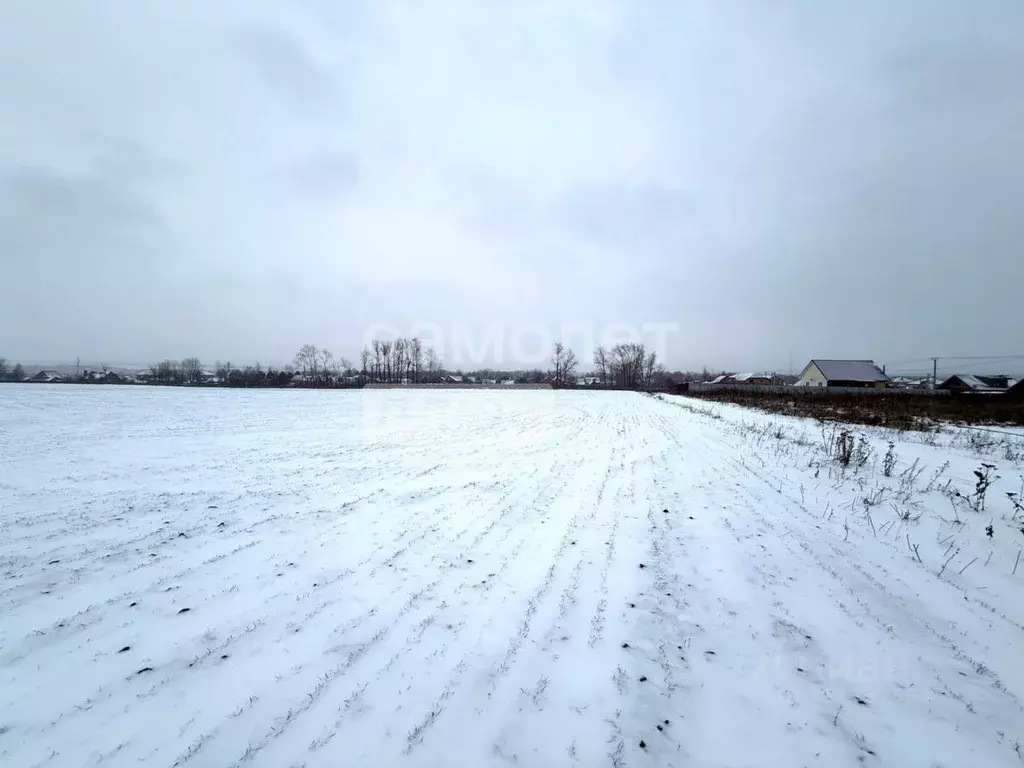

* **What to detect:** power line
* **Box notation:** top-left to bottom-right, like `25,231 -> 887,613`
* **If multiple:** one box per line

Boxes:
938,354 -> 1024,360
884,354 -> 1024,366
882,357 -> 937,367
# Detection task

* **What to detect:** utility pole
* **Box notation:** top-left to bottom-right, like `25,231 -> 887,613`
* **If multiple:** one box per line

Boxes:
932,357 -> 938,389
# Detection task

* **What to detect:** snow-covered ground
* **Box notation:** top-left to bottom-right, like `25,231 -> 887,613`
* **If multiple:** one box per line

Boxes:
1,386 -> 1023,767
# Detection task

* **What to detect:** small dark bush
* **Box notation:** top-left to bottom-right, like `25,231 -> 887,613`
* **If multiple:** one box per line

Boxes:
883,443 -> 896,477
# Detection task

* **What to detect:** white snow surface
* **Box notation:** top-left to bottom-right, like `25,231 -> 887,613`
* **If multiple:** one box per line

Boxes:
2,386 -> 1023,767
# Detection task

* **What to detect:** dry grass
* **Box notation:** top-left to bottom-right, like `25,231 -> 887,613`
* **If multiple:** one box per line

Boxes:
682,388 -> 1024,432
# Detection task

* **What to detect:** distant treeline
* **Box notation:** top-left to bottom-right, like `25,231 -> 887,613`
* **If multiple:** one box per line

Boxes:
0,359 -> 24,382
1,342 -> 767,391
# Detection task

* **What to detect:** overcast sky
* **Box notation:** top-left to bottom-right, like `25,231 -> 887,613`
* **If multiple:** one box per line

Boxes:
1,1 -> 1022,372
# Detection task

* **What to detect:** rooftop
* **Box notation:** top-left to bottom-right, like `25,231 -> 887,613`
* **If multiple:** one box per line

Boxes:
810,359 -> 889,383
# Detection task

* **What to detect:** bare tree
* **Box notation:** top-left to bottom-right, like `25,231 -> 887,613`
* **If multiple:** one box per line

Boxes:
11,362 -> 24,382
0,358 -> 7,381
391,338 -> 407,383
608,343 -> 648,389
153,359 -> 177,385
563,348 -> 578,385
371,340 -> 382,382
318,348 -> 334,385
360,346 -> 371,381
551,342 -> 564,384
410,337 -> 423,383
592,346 -> 608,387
180,357 -> 203,385
379,340 -> 392,382
550,342 -> 579,387
642,349 -> 658,390
425,347 -> 441,379
359,337 -> 438,382
294,344 -> 319,380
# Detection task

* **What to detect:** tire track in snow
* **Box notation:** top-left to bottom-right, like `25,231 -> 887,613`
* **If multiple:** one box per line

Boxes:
393,458 -> 591,755
315,459 -> 582,760
29,460 -> 540,765
384,412 -> 619,761
211,453 -> 584,768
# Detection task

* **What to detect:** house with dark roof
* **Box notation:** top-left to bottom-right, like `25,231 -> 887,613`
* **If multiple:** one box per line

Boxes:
795,359 -> 890,388
24,370 -> 66,383
937,374 -> 1012,394
891,376 -> 930,390
1006,379 -> 1024,401
83,369 -> 122,384
731,372 -> 776,385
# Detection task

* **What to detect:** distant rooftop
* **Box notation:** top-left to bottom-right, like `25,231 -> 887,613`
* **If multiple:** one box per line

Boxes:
811,359 -> 889,383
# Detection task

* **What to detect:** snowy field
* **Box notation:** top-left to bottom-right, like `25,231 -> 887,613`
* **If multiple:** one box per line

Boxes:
2,386 -> 1023,768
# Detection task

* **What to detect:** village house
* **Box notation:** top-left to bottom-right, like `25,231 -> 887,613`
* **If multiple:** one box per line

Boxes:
794,359 -> 890,388
83,369 -> 122,384
891,376 -> 930,390
731,372 -> 775,385
937,374 -> 1012,394
24,370 -> 66,383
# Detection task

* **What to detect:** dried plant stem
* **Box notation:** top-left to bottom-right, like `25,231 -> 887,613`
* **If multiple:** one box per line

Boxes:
958,557 -> 978,575
938,547 -> 961,577
906,535 -> 922,563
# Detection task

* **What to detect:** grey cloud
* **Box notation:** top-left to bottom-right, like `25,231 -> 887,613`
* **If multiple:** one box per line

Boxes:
281,151 -> 358,197
0,162 -> 170,322
1,1 -> 1022,371
458,173 -> 694,247
886,46 -> 1023,114
91,141 -> 185,188
0,162 -> 173,358
1,164 -> 164,248
232,24 -> 339,113
555,184 -> 696,247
